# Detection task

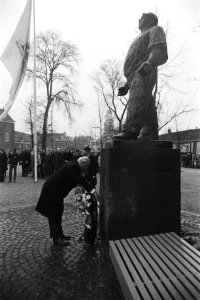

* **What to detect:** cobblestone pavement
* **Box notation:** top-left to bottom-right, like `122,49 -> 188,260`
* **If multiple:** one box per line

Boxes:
0,172 -> 124,299
0,204 -> 124,300
0,173 -> 44,210
180,211 -> 200,251
0,168 -> 199,299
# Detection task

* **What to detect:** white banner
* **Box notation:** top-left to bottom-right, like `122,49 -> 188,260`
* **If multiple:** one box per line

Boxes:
0,0 -> 32,121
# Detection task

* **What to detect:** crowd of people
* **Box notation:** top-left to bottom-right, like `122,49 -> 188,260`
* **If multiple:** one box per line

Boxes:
0,146 -> 100,183
180,152 -> 200,169
0,147 -> 33,182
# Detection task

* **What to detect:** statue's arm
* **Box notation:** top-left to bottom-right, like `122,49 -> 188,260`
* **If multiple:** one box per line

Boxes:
148,45 -> 168,67
138,45 -> 168,76
118,81 -> 129,96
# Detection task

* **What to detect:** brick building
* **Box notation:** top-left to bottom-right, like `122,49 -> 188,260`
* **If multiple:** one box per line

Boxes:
159,128 -> 200,158
45,132 -> 72,151
14,131 -> 32,151
0,109 -> 15,153
0,110 -> 73,152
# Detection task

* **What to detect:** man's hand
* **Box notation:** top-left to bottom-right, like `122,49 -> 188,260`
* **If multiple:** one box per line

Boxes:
118,85 -> 129,96
138,61 -> 154,76
89,188 -> 98,199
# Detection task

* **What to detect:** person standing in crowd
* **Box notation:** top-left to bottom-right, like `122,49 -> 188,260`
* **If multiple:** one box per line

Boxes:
35,156 -> 95,246
73,149 -> 82,161
8,148 -> 20,183
43,151 -> 52,180
19,149 -> 31,177
83,146 -> 99,188
0,149 -> 7,182
54,150 -> 65,173
63,148 -> 73,163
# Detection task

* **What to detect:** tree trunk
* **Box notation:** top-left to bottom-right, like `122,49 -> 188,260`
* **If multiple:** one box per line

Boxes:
118,120 -> 122,133
42,101 -> 51,150
30,122 -> 34,149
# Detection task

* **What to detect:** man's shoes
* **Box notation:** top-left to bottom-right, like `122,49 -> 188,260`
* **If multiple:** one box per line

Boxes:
61,234 -> 71,241
53,237 -> 70,246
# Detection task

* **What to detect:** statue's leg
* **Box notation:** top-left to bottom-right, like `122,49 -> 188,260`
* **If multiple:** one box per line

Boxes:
113,69 -> 157,141
112,73 -> 142,140
140,94 -> 158,140
129,70 -> 157,140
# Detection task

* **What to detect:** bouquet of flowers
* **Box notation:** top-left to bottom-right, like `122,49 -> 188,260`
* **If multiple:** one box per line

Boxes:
75,185 -> 98,244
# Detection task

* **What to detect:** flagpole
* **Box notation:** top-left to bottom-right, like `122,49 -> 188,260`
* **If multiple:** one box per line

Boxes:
33,0 -> 37,182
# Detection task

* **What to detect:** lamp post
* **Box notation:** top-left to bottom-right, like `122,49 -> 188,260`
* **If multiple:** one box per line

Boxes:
93,126 -> 99,151
48,123 -> 53,151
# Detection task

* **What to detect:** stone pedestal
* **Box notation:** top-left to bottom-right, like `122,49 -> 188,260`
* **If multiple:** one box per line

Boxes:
99,140 -> 180,244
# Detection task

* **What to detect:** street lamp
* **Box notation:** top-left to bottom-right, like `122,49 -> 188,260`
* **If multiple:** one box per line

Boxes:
93,126 -> 99,151
48,123 -> 53,151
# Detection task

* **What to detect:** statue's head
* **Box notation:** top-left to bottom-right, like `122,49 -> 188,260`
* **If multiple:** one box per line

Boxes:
139,13 -> 158,31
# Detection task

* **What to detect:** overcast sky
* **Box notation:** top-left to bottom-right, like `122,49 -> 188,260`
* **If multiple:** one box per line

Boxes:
0,0 -> 200,138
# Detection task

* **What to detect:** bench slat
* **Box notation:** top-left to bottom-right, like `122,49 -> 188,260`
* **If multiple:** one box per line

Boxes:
126,238 -> 177,300
109,240 -> 141,300
165,232 -> 200,261
170,232 -> 200,258
135,236 -> 191,300
156,234 -> 200,277
109,233 -> 200,300
153,234 -> 200,288
146,235 -> 200,299
120,239 -> 162,300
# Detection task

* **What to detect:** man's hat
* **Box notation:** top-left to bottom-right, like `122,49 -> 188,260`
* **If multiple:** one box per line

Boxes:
83,146 -> 91,151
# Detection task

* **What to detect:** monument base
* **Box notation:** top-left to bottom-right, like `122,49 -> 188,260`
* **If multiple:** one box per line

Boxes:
99,140 -> 180,244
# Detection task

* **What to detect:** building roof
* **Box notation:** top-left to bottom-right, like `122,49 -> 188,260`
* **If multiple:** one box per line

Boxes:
0,109 -> 15,123
159,128 -> 200,142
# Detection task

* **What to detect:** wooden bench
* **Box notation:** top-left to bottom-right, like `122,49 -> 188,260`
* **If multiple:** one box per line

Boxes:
109,232 -> 200,300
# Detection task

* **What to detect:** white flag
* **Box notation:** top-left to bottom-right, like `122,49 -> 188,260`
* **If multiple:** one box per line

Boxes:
0,0 -> 32,121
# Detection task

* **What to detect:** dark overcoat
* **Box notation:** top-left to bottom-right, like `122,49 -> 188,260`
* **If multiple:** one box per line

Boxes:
85,154 -> 99,187
35,161 -> 91,222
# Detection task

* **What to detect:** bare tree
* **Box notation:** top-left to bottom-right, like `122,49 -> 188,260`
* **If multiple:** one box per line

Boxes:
93,89 -> 106,148
97,93 -> 104,149
154,23 -> 199,132
28,30 -> 80,150
23,97 -> 43,149
92,59 -> 128,133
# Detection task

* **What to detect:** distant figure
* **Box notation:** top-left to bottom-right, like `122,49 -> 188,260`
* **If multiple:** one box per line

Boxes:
73,149 -> 82,161
8,148 -> 20,183
63,149 -> 73,163
0,149 -> 7,182
35,156 -> 95,246
114,12 -> 168,141
54,151 -> 65,173
83,146 -> 99,188
19,149 -> 31,177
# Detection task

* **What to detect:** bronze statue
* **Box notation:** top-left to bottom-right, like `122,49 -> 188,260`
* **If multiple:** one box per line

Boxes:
113,13 -> 168,141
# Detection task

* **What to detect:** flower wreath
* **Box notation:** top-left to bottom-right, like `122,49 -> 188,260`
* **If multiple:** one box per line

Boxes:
75,186 -> 95,229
